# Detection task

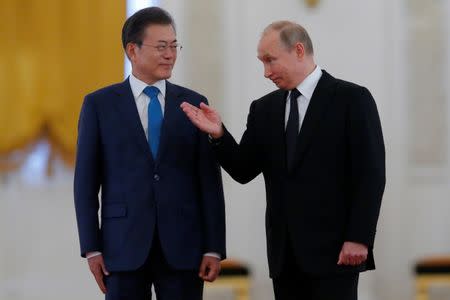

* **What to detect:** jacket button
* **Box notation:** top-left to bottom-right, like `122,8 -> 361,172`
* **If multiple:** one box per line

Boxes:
154,174 -> 160,181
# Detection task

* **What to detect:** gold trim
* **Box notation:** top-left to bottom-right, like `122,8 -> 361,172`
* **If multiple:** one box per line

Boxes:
305,0 -> 320,8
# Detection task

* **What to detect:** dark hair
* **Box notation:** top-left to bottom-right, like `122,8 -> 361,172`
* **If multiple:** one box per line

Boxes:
121,7 -> 175,49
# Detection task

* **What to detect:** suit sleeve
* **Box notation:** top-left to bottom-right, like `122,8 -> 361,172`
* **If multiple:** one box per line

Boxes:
73,96 -> 102,257
345,87 -> 386,248
213,101 -> 263,184
198,97 -> 227,259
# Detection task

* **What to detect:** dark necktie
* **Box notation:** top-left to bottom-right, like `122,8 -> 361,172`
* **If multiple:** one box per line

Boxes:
143,86 -> 162,158
286,88 -> 301,171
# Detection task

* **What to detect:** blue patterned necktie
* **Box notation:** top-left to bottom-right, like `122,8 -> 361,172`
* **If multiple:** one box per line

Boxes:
143,86 -> 162,158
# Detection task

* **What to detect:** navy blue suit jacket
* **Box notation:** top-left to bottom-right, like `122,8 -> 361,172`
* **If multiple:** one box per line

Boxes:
74,79 -> 226,272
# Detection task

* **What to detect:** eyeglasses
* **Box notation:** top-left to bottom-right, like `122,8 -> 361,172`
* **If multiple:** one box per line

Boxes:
140,43 -> 182,53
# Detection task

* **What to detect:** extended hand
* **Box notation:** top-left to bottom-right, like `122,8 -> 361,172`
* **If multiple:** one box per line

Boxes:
87,254 -> 110,294
199,256 -> 221,282
337,241 -> 368,266
180,102 -> 224,139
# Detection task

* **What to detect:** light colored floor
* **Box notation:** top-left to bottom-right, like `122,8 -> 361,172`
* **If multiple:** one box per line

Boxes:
0,181 -> 375,300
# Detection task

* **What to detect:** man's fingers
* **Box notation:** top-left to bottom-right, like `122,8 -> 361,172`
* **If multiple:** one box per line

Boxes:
180,102 -> 196,110
203,260 -> 221,282
94,270 -> 106,294
349,257 -> 356,265
88,256 -> 108,293
181,101 -> 213,115
337,251 -> 344,265
89,256 -> 110,276
203,265 -> 215,282
338,253 -> 367,266
181,102 -> 202,114
180,103 -> 193,114
199,102 -> 213,112
181,103 -> 201,120
337,241 -> 369,266
101,262 -> 110,276
199,257 -> 222,282
181,108 -> 198,122
90,265 -> 106,293
198,260 -> 207,279
203,262 -> 214,281
207,264 -> 220,282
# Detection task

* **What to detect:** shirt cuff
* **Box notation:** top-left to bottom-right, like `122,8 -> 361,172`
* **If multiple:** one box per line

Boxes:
86,251 -> 102,259
204,252 -> 221,259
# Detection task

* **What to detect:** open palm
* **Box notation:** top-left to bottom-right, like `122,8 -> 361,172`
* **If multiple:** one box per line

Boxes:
180,102 -> 223,138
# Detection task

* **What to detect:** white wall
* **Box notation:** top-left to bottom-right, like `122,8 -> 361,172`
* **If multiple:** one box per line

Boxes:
1,1 -> 450,299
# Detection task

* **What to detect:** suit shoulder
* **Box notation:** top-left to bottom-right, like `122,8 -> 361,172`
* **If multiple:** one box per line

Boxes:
81,82 -> 127,110
169,82 -> 202,96
85,82 -> 123,99
332,77 -> 377,111
252,89 -> 285,108
169,82 -> 207,105
334,78 -> 371,96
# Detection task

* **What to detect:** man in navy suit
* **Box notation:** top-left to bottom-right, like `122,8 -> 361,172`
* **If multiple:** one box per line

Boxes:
74,7 -> 226,300
181,21 -> 385,299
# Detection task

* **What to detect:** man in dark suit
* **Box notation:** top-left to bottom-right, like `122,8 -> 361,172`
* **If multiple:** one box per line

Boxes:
181,21 -> 385,299
74,7 -> 225,300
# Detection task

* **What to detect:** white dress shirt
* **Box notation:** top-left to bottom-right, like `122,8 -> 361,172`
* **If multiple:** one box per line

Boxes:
285,65 -> 323,131
129,73 -> 166,140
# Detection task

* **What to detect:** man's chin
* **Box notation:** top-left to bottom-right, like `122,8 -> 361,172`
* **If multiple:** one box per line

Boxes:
158,72 -> 172,80
274,82 -> 286,90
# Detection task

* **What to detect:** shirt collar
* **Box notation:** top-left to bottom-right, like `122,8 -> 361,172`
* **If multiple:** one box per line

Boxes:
295,65 -> 322,100
129,73 -> 166,101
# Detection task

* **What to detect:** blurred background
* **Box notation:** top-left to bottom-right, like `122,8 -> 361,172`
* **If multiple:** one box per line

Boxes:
1,0 -> 450,299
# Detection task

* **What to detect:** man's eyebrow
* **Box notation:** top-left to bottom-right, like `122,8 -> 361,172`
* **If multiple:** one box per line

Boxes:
156,39 -> 178,44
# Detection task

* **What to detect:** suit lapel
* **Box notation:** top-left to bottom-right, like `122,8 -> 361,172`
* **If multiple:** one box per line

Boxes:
113,79 -> 154,161
291,71 -> 336,172
271,90 -> 289,171
156,81 -> 182,163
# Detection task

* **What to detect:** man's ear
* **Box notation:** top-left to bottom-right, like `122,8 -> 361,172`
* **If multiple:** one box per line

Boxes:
126,43 -> 136,62
295,42 -> 305,60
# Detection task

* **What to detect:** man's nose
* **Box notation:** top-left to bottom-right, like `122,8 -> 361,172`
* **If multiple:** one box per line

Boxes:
162,48 -> 176,59
264,65 -> 271,78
